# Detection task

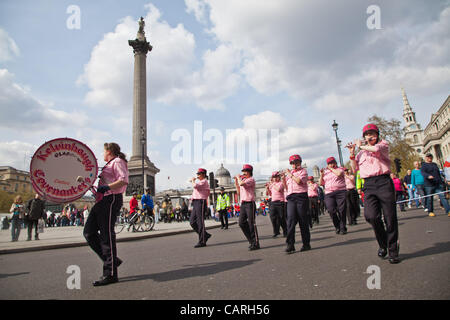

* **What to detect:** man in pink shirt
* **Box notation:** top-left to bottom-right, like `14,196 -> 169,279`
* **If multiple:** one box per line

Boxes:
344,168 -> 360,225
190,168 -> 212,248
320,157 -> 348,235
235,164 -> 260,251
282,154 -> 310,254
348,123 -> 400,264
266,171 -> 287,238
83,142 -> 129,286
307,176 -> 320,225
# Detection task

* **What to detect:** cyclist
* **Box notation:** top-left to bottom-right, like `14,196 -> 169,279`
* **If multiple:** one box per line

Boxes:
141,188 -> 154,217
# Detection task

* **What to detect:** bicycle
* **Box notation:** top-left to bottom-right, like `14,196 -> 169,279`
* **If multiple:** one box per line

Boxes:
114,208 -> 155,234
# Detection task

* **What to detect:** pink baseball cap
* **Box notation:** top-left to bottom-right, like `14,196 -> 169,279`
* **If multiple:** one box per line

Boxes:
289,154 -> 302,163
242,164 -> 253,172
197,168 -> 207,175
363,123 -> 379,136
326,157 -> 337,164
272,171 -> 280,177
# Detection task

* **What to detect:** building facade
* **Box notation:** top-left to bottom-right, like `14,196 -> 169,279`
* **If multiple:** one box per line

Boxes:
422,95 -> 450,168
0,166 -> 33,194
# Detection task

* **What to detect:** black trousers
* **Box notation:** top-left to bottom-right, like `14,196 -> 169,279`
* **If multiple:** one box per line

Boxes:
269,201 -> 287,235
308,197 -> 319,223
363,174 -> 399,258
286,193 -> 310,246
346,188 -> 360,223
83,194 -> 122,278
190,199 -> 210,244
324,189 -> 347,232
239,201 -> 259,246
218,209 -> 228,228
27,219 -> 39,239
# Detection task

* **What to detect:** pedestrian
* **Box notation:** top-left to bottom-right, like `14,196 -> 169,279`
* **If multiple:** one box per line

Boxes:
348,123 -> 400,264
319,157 -> 348,235
216,187 -> 231,229
129,191 -> 139,221
391,173 -> 406,212
9,195 -> 25,242
154,202 -> 160,223
344,168 -> 360,225
411,161 -> 425,209
83,142 -> 129,286
266,171 -> 287,237
356,170 -> 365,208
25,193 -> 46,241
421,153 -> 450,217
181,200 -> 189,221
307,176 -> 320,225
141,188 -> 154,218
282,154 -> 310,254
235,164 -> 260,251
403,170 -> 413,209
189,168 -> 212,247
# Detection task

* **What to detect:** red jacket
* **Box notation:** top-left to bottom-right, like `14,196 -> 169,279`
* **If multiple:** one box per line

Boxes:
130,197 -> 138,215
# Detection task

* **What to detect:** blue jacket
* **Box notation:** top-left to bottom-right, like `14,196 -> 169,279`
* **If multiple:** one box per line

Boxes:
141,194 -> 154,209
411,169 -> 424,188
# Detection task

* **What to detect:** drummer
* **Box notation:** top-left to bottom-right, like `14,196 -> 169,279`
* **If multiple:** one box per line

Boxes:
83,142 -> 128,286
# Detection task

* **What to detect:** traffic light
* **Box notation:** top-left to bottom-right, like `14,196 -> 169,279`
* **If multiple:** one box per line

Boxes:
394,158 -> 402,174
209,172 -> 215,189
214,179 -> 219,188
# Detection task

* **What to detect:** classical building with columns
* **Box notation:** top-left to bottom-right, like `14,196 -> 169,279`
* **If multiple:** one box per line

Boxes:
422,95 -> 450,168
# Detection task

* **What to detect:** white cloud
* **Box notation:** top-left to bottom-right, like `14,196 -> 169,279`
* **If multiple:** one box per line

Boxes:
0,141 -> 37,171
79,4 -> 240,111
185,0 -> 208,23
0,69 -> 89,131
0,28 -> 20,62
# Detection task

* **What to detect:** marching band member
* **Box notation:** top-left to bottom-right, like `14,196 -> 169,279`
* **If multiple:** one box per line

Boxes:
235,164 -> 260,251
307,176 -> 320,225
282,155 -> 310,254
344,168 -> 360,225
319,157 -> 348,235
266,171 -> 287,237
190,168 -> 212,248
83,142 -> 128,286
348,123 -> 400,264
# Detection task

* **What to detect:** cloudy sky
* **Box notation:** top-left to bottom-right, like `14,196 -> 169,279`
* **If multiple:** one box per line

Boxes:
0,0 -> 449,191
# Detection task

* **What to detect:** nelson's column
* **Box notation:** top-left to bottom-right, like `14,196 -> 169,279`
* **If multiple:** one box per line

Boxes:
127,17 -> 159,196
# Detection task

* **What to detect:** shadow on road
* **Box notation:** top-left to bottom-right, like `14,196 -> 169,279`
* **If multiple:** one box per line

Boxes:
400,241 -> 450,261
119,259 -> 262,283
0,272 -> 29,279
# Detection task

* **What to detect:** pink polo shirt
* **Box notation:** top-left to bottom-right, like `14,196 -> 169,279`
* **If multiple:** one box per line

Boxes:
285,168 -> 308,196
308,183 -> 319,197
269,182 -> 285,202
355,140 -> 391,179
345,174 -> 356,190
321,168 -> 347,194
240,177 -> 256,202
192,178 -> 210,200
98,157 -> 129,196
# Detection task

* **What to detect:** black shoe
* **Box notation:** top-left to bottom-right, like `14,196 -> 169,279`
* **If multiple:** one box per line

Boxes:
205,233 -> 212,243
194,242 -> 206,248
249,244 -> 260,251
285,245 -> 295,254
377,248 -> 387,258
224,226 -> 228,230
272,233 -> 279,238
339,230 -> 347,235
300,244 -> 311,252
389,257 -> 401,264
116,258 -> 123,267
220,226 -> 224,229
93,275 -> 118,287
335,229 -> 340,234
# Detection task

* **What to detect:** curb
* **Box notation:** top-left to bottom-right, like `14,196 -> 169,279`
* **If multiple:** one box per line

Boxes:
0,221 -> 237,255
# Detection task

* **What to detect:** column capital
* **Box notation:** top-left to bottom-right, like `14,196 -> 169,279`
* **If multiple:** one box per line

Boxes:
128,39 -> 152,55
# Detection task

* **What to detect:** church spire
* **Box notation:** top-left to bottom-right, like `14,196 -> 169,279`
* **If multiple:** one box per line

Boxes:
402,87 -> 412,114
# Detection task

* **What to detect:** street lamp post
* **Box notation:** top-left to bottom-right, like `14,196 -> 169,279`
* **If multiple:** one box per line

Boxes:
140,126 -> 146,195
332,120 -> 344,167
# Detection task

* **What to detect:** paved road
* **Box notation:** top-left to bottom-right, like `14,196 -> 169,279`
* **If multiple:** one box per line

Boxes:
0,207 -> 449,300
